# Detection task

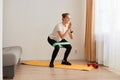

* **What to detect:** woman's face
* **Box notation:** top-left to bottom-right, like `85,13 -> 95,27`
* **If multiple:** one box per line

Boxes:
63,15 -> 71,24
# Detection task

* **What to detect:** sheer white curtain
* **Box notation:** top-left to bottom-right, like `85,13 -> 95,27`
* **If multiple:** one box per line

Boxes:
95,0 -> 120,71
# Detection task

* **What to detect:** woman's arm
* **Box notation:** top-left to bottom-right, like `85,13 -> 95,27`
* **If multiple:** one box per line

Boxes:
57,28 -> 70,39
68,29 -> 73,39
57,22 -> 73,39
68,22 -> 73,39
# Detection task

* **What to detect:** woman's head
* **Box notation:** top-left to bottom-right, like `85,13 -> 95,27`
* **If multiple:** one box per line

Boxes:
62,13 -> 71,24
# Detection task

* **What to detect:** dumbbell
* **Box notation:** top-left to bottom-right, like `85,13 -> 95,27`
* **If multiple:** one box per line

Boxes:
87,62 -> 99,69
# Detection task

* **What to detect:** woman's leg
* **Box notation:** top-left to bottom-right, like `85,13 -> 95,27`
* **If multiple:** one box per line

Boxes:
50,45 -> 60,64
60,39 -> 72,65
47,37 -> 60,67
62,44 -> 72,61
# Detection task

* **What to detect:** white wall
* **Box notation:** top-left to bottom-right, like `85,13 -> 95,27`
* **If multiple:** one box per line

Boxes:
0,0 -> 3,79
3,0 -> 86,60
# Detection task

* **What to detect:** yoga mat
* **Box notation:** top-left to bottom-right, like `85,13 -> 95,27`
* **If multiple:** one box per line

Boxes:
21,60 -> 93,71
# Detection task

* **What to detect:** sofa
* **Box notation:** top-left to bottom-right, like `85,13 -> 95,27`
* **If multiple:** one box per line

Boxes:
3,46 -> 22,79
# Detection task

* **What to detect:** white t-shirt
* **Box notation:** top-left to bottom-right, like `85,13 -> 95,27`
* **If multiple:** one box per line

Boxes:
49,22 -> 68,42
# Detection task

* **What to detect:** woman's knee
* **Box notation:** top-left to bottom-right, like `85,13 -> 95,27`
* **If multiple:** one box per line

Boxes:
66,45 -> 72,50
55,45 -> 60,50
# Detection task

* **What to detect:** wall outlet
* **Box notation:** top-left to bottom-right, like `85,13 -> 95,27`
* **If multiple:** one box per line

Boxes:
74,48 -> 78,53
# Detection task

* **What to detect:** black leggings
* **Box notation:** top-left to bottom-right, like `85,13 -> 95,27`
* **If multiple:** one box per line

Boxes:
47,37 -> 72,63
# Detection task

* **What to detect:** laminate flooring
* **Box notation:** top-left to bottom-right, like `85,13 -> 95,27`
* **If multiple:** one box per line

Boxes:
4,60 -> 120,80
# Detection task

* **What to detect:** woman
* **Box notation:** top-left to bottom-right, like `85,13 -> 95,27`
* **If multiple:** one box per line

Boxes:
48,13 -> 73,68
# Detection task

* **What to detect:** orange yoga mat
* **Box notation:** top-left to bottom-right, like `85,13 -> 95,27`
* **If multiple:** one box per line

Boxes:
21,60 -> 93,71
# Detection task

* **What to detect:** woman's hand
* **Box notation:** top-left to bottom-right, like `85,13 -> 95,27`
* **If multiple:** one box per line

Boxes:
68,22 -> 72,30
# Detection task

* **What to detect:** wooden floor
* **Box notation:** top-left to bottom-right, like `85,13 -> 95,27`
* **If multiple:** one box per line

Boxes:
4,60 -> 120,80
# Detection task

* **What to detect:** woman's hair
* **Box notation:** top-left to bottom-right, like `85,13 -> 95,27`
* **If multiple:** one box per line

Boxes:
62,13 -> 70,19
